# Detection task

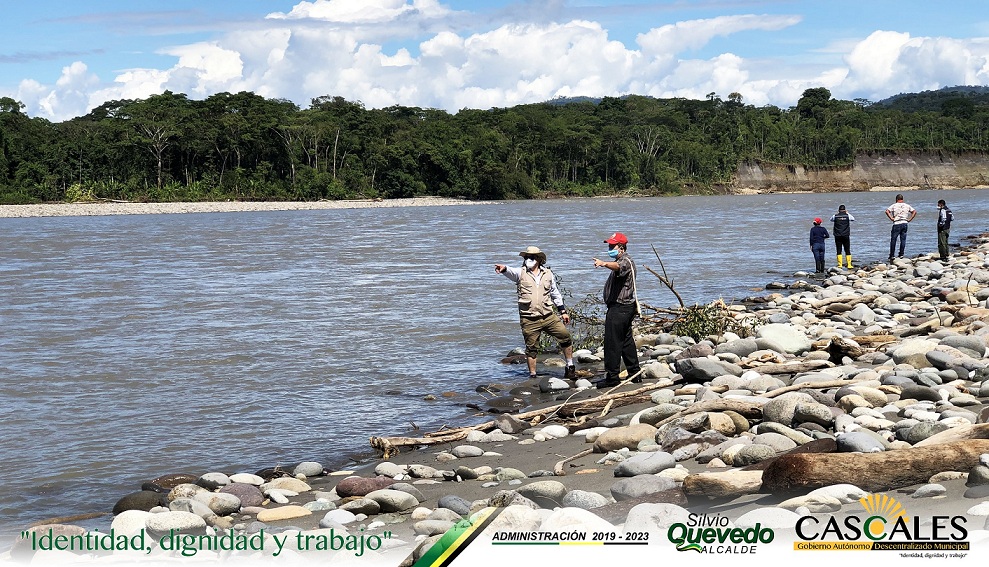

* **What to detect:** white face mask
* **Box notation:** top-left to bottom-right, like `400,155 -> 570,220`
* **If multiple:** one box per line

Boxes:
524,258 -> 538,269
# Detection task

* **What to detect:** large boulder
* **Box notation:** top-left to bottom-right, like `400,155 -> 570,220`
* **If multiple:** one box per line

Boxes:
593,424 -> 658,452
891,339 -> 940,369
610,475 -> 678,501
762,392 -> 816,426
846,304 -> 877,325
715,338 -> 760,358
614,451 -> 676,477
756,324 -> 811,355
113,491 -> 166,515
674,358 -> 742,383
334,476 -> 396,498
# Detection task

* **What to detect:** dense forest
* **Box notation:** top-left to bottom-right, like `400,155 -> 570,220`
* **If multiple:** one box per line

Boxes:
2,85 -> 989,205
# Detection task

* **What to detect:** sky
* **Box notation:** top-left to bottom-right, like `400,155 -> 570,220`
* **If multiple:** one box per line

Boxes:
2,0 -> 989,122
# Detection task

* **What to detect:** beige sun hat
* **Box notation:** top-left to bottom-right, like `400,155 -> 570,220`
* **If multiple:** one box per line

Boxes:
518,246 -> 547,264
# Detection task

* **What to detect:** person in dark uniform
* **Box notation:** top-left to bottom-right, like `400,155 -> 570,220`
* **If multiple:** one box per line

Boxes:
809,218 -> 830,274
937,199 -> 953,262
829,204 -> 855,269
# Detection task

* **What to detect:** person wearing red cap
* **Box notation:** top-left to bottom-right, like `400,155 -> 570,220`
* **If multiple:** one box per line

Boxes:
592,232 -> 641,388
810,218 -> 830,274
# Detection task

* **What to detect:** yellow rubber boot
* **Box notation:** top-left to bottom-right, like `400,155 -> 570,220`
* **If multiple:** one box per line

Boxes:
846,254 -> 853,269
837,254 -> 843,268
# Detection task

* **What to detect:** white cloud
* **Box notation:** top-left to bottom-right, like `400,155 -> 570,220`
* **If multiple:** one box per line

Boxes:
267,0 -> 449,23
9,1 -> 989,122
839,31 -> 989,102
16,62 -> 99,119
160,43 -> 244,95
637,14 -> 802,56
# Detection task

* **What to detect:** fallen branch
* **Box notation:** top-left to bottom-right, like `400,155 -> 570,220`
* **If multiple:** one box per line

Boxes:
647,244 -> 686,309
651,399 -> 766,429
746,360 -> 834,374
761,378 -> 867,399
810,294 -> 876,311
554,449 -> 594,476
369,381 -> 671,458
811,335 -> 896,349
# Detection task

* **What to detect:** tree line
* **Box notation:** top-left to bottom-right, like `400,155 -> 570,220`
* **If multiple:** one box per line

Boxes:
2,86 -> 989,205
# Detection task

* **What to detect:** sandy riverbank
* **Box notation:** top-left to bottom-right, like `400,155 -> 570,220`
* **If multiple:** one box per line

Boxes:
0,197 -> 498,218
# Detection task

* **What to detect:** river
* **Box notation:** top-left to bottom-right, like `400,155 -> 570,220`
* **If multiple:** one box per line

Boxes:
0,188 -> 986,543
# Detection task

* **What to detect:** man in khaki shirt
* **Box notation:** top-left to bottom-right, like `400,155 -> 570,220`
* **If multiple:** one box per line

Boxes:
496,246 -> 575,382
885,194 -> 917,261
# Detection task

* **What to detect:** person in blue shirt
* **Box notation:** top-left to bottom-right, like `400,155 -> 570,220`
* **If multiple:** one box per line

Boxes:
809,217 -> 830,274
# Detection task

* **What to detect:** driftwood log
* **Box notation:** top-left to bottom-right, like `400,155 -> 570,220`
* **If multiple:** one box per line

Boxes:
746,360 -> 833,375
811,335 -> 897,350
683,470 -> 764,499
761,378 -> 868,399
650,398 -> 766,429
369,381 -> 671,458
554,449 -> 593,476
810,295 -> 877,310
761,439 -> 989,493
914,423 -> 989,446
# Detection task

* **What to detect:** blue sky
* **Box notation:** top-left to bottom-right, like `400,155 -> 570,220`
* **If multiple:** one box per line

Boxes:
3,0 -> 989,121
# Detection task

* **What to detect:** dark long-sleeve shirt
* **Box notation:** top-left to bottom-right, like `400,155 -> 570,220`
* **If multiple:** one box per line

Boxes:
810,225 -> 830,246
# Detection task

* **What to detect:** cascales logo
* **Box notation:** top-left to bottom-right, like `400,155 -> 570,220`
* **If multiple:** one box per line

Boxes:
794,494 -> 970,553
667,514 -> 773,554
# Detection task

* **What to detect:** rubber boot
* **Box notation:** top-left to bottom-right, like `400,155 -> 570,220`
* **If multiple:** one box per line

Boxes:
836,254 -> 843,268
846,254 -> 853,269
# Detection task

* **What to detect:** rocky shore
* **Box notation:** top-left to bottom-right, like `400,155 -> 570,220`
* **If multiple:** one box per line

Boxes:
0,197 -> 494,218
8,232 -> 989,565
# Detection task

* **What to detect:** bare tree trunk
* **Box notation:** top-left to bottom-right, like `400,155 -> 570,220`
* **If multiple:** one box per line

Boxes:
332,128 -> 340,179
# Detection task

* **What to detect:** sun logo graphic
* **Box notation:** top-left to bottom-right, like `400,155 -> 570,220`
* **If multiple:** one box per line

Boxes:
858,493 -> 910,540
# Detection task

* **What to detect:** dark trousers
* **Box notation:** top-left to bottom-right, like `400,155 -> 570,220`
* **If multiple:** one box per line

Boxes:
812,243 -> 825,272
604,303 -> 639,380
938,229 -> 950,259
835,235 -> 850,255
889,223 -> 908,258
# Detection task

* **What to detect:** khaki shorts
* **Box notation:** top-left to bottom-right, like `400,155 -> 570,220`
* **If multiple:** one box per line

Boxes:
520,314 -> 572,357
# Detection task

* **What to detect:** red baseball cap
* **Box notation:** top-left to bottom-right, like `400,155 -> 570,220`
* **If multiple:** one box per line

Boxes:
813,218 -> 822,224
604,232 -> 628,245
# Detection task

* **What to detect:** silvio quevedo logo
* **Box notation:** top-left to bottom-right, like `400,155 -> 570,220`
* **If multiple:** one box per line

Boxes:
667,513 -> 773,554
794,494 -> 970,556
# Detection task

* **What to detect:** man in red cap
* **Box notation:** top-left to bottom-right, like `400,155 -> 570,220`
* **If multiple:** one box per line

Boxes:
592,232 -> 641,388
810,218 -> 830,274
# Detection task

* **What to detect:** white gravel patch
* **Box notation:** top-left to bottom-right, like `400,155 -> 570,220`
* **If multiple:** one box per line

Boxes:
0,197 -> 498,218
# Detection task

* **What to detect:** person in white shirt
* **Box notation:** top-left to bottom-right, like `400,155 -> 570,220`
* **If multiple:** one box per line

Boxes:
885,194 -> 917,261
495,246 -> 575,382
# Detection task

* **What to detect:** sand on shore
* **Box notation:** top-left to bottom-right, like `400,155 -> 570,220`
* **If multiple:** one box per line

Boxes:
0,197 -> 499,219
